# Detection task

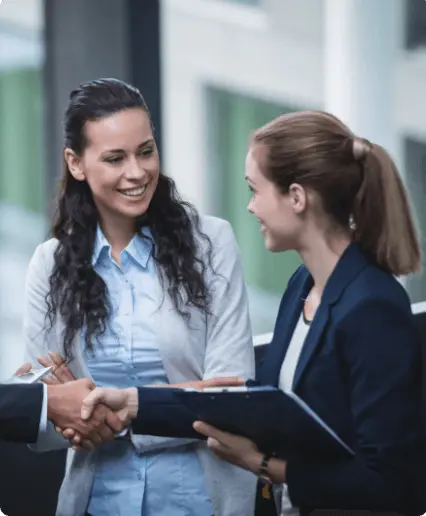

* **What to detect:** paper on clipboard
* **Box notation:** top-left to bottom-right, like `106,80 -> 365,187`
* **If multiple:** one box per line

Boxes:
1,366 -> 53,385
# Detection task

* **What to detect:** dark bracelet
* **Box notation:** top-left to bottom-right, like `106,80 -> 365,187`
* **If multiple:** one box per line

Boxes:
258,453 -> 273,484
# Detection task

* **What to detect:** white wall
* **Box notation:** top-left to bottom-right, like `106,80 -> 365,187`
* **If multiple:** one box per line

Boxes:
161,0 -> 426,211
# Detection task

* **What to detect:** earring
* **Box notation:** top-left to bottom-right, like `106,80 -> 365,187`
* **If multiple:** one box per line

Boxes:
349,214 -> 356,231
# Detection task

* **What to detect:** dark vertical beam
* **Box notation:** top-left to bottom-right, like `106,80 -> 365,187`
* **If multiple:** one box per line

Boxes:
127,0 -> 163,155
43,0 -> 131,206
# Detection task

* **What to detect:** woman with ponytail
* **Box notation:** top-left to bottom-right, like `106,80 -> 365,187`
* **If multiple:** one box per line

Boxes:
22,78 -> 256,516
193,110 -> 426,515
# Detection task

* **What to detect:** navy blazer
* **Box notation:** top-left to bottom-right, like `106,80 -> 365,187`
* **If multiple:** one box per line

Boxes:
258,243 -> 426,515
131,243 -> 426,514
0,383 -> 43,442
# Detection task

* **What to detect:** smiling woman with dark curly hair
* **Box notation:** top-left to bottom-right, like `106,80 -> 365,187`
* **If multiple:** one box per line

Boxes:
22,78 -> 256,516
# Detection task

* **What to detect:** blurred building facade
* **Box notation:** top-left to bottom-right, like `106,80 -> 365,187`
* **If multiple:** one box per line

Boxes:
1,0 -> 426,378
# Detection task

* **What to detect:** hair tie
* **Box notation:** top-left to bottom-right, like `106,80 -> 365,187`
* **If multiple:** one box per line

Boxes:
352,137 -> 372,162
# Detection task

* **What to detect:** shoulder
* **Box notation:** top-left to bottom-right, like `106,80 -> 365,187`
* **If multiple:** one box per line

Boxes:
339,265 -> 412,321
29,238 -> 58,273
196,215 -> 235,247
333,267 -> 417,357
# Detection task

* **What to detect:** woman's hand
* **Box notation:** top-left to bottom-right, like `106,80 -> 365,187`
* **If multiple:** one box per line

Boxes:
193,421 -> 262,473
149,376 -> 245,390
37,351 -> 75,385
37,352 -> 88,446
194,422 -> 287,483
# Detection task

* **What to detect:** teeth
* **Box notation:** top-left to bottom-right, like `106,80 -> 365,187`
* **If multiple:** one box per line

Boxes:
120,186 -> 146,197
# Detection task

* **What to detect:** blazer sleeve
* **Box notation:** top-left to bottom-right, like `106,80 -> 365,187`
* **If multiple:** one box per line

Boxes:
23,243 -> 71,452
0,384 -> 43,442
131,221 -> 254,438
286,299 -> 424,511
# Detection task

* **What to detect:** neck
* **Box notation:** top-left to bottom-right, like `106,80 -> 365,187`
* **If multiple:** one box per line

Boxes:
298,231 -> 352,295
100,216 -> 136,255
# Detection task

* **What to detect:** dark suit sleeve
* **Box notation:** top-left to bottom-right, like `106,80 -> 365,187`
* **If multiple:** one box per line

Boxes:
131,387 -> 202,438
0,384 -> 44,443
286,300 -> 425,511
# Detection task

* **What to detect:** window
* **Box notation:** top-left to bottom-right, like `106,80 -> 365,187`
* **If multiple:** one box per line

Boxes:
405,0 -> 426,50
205,87 -> 301,333
404,136 -> 426,302
0,2 -> 46,379
0,68 -> 45,213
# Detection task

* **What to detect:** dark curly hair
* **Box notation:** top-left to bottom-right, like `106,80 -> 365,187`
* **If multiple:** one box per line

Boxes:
46,78 -> 213,359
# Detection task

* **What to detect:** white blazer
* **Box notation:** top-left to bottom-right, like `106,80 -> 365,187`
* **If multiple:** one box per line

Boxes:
23,215 -> 257,516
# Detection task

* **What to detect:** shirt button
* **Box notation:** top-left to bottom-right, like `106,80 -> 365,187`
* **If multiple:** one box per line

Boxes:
137,472 -> 142,481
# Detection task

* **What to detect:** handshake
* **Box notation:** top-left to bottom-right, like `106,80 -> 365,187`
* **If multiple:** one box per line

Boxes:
16,352 -> 243,450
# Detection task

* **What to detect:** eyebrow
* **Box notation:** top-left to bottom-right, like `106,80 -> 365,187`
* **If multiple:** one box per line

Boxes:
245,175 -> 255,184
103,138 -> 155,154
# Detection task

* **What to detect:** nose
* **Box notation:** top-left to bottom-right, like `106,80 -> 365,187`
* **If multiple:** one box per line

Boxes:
247,198 -> 255,214
125,156 -> 145,180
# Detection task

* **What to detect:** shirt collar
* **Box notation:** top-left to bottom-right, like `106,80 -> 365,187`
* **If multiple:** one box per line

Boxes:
92,225 -> 153,268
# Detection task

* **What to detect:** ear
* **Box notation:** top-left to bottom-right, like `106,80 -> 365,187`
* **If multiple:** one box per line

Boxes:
288,183 -> 307,214
64,148 -> 85,181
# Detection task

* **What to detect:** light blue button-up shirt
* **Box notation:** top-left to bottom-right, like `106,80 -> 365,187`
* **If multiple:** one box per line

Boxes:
84,227 -> 213,516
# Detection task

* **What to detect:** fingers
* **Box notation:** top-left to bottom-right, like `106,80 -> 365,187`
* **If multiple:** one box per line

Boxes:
48,352 -> 76,382
14,362 -> 32,376
105,410 -> 126,433
207,437 -> 222,451
81,388 -> 106,420
42,376 -> 60,385
193,421 -> 228,442
37,355 -> 52,368
203,376 -> 244,388
37,352 -> 75,384
62,428 -> 76,440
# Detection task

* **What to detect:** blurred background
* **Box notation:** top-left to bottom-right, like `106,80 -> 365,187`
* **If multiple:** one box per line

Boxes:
1,0 -> 426,379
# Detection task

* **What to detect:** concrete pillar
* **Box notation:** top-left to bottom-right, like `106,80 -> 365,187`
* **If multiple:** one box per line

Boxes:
323,0 -> 402,165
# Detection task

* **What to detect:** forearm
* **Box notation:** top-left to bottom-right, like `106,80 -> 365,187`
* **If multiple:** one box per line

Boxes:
30,384 -> 71,452
130,387 -> 202,439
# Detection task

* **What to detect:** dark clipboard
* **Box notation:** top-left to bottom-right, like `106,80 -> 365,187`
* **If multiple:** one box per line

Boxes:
176,386 -> 354,459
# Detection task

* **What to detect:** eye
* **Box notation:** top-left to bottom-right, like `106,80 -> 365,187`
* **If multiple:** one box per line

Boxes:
138,147 -> 154,157
248,185 -> 255,194
104,156 -> 123,164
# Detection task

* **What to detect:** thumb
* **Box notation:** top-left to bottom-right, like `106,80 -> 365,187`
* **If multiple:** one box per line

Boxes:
81,388 -> 104,420
14,362 -> 32,376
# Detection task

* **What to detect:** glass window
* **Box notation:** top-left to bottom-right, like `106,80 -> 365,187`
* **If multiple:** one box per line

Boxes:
404,136 -> 426,303
205,87 -> 301,333
0,68 -> 45,213
0,2 -> 46,379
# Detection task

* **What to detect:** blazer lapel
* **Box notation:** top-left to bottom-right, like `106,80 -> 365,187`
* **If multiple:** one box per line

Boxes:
292,243 -> 369,390
259,271 -> 312,386
292,302 -> 330,390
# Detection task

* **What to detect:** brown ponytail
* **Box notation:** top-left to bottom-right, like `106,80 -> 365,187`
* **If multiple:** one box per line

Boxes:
251,110 -> 421,276
352,142 -> 421,275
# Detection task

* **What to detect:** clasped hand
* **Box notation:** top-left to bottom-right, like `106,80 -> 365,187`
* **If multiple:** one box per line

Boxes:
18,353 -> 244,450
15,356 -> 129,450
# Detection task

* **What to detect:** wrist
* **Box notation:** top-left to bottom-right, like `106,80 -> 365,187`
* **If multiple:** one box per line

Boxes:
244,451 -> 264,474
46,384 -> 61,421
125,388 -> 139,420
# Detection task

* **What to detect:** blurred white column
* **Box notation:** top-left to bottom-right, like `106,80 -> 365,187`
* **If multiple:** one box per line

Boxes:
323,0 -> 402,166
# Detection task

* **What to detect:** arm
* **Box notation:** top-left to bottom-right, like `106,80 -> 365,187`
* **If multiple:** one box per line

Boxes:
286,300 -> 424,510
23,244 -> 71,452
0,384 -> 44,442
130,222 -> 254,448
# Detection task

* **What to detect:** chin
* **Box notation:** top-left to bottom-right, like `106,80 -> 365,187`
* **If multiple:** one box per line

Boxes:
264,234 -> 288,253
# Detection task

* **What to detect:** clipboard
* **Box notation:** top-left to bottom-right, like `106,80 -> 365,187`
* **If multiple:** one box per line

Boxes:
176,386 -> 354,459
2,366 -> 53,385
